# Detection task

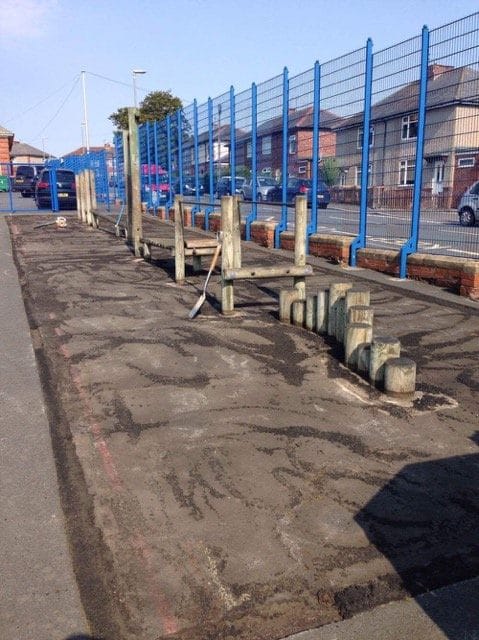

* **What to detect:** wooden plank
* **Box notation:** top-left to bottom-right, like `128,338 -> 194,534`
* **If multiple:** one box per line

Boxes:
184,238 -> 218,249
223,265 -> 313,280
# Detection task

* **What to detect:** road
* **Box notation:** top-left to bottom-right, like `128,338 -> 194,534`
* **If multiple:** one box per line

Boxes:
2,190 -> 478,259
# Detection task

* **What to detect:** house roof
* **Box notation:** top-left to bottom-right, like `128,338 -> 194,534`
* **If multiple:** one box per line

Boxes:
11,140 -> 46,158
338,64 -> 479,129
254,107 -> 342,138
0,124 -> 14,137
63,145 -> 113,157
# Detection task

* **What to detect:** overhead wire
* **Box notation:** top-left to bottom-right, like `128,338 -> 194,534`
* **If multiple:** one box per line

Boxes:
31,75 -> 81,142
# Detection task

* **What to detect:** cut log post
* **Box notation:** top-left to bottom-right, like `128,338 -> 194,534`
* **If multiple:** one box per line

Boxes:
294,196 -> 308,299
174,195 -> 186,284
345,323 -> 373,368
347,305 -> 374,326
345,286 -> 370,314
221,196 -> 235,315
357,343 -> 371,376
328,282 -> 353,338
75,174 -> 82,221
315,288 -> 329,334
369,336 -> 401,388
384,357 -> 416,397
305,295 -> 317,331
279,289 -> 302,324
292,300 -> 306,327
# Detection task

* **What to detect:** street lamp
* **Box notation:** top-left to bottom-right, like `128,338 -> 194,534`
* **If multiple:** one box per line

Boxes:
41,137 -> 47,162
132,69 -> 146,108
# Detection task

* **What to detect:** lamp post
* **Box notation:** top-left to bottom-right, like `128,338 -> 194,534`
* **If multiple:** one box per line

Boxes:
132,69 -> 146,108
41,137 -> 47,162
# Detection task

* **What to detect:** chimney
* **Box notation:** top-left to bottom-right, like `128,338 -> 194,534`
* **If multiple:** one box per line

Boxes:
427,64 -> 454,80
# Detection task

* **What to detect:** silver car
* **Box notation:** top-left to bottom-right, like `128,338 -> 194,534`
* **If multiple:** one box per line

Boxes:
240,177 -> 278,202
458,180 -> 479,226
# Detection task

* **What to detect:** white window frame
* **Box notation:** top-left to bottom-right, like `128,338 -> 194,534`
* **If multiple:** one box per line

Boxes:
357,126 -> 375,150
339,171 -> 347,187
399,159 -> 416,185
298,164 -> 307,174
355,164 -> 372,187
246,141 -> 252,159
262,136 -> 272,156
457,157 -> 474,168
289,134 -> 297,155
401,114 -> 418,141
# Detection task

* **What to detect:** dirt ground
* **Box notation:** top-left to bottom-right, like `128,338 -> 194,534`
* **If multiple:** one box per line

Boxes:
8,213 -> 479,640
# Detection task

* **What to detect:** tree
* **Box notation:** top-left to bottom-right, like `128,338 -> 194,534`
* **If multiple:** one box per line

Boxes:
109,90 -> 183,130
320,157 -> 341,187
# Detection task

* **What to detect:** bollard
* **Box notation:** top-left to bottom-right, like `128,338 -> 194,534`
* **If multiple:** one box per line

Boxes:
292,300 -> 306,327
279,289 -> 302,324
328,282 -> 352,338
357,343 -> 371,376
305,295 -> 317,331
384,357 -> 416,397
348,305 -> 374,326
345,323 -> 373,368
316,288 -> 329,334
369,336 -> 401,388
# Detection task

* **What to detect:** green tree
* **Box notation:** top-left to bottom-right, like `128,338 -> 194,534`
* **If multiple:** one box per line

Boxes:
109,90 -> 183,130
321,157 -> 340,187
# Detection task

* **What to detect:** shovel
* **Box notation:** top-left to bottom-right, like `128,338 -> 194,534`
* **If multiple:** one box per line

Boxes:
188,240 -> 222,319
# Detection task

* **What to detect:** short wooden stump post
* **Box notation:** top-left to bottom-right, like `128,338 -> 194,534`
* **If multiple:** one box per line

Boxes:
305,295 -> 317,331
292,300 -> 306,327
384,357 -> 416,397
345,323 -> 373,368
357,343 -> 371,376
328,282 -> 352,338
346,286 -> 370,313
348,305 -> 374,326
316,288 -> 329,334
369,336 -> 401,388
279,289 -> 302,324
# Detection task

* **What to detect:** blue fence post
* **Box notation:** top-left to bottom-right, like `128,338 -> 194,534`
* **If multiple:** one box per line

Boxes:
166,115 -> 173,215
205,97 -> 214,230
230,86 -> 236,196
192,98 -> 200,225
153,121 -> 159,213
146,122 -> 152,209
274,67 -> 289,248
177,109 -> 183,197
399,25 -> 430,278
350,38 -> 373,267
307,61 -> 321,253
245,82 -> 257,241
50,168 -> 59,212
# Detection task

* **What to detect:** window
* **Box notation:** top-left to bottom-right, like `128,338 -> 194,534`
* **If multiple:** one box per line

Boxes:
339,171 -> 347,187
399,160 -> 415,185
246,141 -> 252,159
289,134 -> 297,155
355,164 -> 372,187
357,126 -> 374,149
458,157 -> 474,168
262,136 -> 271,156
298,165 -> 307,174
401,114 -> 418,141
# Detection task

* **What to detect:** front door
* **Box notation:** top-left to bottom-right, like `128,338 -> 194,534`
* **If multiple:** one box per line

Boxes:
432,160 -> 445,195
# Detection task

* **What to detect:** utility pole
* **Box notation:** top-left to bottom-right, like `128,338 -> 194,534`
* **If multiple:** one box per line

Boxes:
81,71 -> 90,153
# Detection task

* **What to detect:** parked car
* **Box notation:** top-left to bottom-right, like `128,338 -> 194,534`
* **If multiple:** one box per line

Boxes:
35,168 -> 77,209
240,177 -> 278,201
269,177 -> 331,208
142,173 -> 170,204
457,180 -> 479,226
215,176 -> 246,197
13,165 -> 44,197
174,176 -> 204,197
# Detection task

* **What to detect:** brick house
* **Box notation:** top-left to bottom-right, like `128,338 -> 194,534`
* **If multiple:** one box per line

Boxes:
333,64 -> 479,209
0,125 -> 14,174
11,141 -> 50,167
236,106 -> 338,179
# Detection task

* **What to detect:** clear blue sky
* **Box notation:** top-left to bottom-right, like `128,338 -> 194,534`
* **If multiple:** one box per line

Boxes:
1,0 -> 478,157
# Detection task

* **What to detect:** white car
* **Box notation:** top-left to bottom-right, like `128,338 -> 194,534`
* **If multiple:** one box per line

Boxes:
240,177 -> 278,202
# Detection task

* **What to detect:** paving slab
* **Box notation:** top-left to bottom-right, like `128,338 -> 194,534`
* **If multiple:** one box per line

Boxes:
5,213 -> 479,640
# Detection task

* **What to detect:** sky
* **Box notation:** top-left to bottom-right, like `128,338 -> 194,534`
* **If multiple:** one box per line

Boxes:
1,0 -> 478,158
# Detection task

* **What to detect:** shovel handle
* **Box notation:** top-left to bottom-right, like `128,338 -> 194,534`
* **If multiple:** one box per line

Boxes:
202,242 -> 222,293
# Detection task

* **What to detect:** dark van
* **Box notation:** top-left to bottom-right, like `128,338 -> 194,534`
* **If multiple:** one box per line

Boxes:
13,165 -> 43,197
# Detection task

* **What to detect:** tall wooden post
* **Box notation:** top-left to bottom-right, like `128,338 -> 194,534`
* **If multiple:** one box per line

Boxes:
122,130 -> 130,239
232,195 -> 242,269
174,195 -> 186,284
127,107 -> 142,256
75,174 -> 82,221
221,196 -> 235,315
294,195 -> 307,299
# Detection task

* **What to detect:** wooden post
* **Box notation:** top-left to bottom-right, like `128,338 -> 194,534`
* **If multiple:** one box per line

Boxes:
294,196 -> 307,299
89,169 -> 97,227
84,170 -> 93,226
292,300 -> 306,327
305,295 -> 317,331
221,196 -> 235,315
345,322 -> 373,369
78,171 -> 87,223
357,343 -> 371,376
384,357 -> 416,397
232,195 -> 242,269
369,336 -> 401,388
328,282 -> 352,338
279,289 -> 301,323
127,107 -> 142,256
75,174 -> 82,221
174,195 -> 185,284
348,305 -> 374,326
122,129 -> 130,240
315,288 -> 329,334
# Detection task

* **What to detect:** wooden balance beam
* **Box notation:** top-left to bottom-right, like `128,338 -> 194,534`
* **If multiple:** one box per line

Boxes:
220,195 -> 311,315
